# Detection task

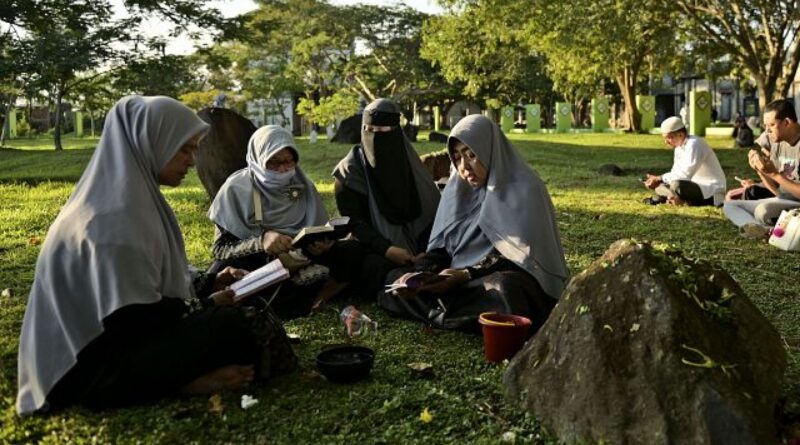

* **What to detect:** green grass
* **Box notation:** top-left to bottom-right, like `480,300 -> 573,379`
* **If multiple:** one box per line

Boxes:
0,133 -> 796,444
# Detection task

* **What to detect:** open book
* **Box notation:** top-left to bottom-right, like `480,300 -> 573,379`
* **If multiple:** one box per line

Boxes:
229,258 -> 290,302
384,271 -> 447,293
292,216 -> 351,248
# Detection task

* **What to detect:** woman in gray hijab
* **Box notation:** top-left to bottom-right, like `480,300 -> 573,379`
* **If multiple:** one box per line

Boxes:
208,125 -> 360,317
378,114 -> 570,332
17,96 -> 295,415
332,98 -> 441,298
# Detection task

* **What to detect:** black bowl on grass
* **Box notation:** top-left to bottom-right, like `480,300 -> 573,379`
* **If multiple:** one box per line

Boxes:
316,345 -> 375,383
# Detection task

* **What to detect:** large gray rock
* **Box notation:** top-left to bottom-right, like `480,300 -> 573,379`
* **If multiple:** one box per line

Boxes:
505,239 -> 786,445
420,150 -> 451,183
196,107 -> 255,199
331,114 -> 362,144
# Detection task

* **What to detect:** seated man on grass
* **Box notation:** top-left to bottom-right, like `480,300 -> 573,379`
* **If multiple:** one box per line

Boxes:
723,99 -> 800,239
642,117 -> 726,206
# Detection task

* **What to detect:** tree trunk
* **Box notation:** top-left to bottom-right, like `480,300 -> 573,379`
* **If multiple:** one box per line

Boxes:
54,84 -> 64,151
756,76 -> 771,112
0,100 -> 8,147
616,70 -> 640,132
90,112 -> 95,137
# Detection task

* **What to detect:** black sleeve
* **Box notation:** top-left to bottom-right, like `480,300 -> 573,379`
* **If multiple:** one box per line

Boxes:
192,271 -> 216,300
335,180 -> 391,256
212,225 -> 265,261
466,250 -> 522,279
413,248 -> 451,273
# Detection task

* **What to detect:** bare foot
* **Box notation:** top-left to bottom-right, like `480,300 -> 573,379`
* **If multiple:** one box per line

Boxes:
181,364 -> 255,394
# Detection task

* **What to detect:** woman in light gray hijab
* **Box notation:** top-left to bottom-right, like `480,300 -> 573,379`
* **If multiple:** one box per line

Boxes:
17,96 -> 295,415
378,114 -> 569,332
208,125 -> 359,317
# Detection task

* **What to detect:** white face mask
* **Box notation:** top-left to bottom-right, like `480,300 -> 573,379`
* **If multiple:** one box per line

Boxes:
263,168 -> 296,186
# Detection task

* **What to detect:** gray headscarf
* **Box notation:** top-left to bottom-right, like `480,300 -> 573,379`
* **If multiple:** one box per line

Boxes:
428,114 -> 569,300
17,95 -> 209,415
208,125 -> 328,239
333,99 -> 440,253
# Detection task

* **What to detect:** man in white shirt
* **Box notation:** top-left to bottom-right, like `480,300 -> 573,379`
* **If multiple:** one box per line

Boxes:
723,99 -> 800,238
642,117 -> 726,206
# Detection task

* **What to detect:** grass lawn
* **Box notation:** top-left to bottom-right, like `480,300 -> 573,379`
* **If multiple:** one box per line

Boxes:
0,132 -> 797,444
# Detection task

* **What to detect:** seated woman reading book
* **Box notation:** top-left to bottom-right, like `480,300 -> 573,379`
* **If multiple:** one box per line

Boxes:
332,98 -> 441,299
378,114 -> 570,333
17,96 -> 295,415
208,125 -> 360,318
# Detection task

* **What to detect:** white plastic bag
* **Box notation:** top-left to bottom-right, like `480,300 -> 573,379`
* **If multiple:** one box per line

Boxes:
768,209 -> 800,251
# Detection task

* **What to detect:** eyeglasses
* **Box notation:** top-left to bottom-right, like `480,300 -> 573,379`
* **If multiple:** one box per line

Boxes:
265,157 -> 296,170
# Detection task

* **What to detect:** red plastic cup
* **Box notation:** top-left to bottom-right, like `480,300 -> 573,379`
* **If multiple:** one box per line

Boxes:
478,312 -> 532,363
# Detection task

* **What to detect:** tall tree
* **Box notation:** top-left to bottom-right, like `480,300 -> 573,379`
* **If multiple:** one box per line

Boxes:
67,73 -> 117,137
676,0 -> 800,109
230,0 -> 456,125
2,0 -> 236,150
344,5 -> 454,106
519,0 -> 677,131
113,53 -> 203,98
421,2 -> 552,110
16,1 -> 132,150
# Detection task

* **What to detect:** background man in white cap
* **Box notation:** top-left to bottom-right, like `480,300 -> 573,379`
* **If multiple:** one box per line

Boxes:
641,116 -> 726,206
723,98 -> 800,238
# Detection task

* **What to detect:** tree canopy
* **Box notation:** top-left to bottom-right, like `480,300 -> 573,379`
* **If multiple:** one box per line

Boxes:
420,1 -> 552,110
676,0 -> 800,110
0,0 -> 235,149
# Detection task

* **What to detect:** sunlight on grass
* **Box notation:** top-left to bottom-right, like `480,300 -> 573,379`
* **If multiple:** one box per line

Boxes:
1,133 -> 797,444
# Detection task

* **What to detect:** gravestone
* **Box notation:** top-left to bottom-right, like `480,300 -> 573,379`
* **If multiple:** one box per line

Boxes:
597,163 -> 623,176
196,107 -> 256,199
690,91 -> 712,136
637,95 -> 656,131
555,102 -> 572,133
500,106 -> 514,133
591,98 -> 609,132
505,239 -> 786,445
5,109 -> 16,139
428,131 -> 448,144
420,150 -> 451,183
74,112 -> 83,137
525,104 -> 540,132
331,114 -> 361,144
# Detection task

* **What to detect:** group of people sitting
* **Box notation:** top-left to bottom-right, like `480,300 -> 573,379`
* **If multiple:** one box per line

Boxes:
16,96 -> 569,415
641,99 -> 800,239
17,94 -> 798,415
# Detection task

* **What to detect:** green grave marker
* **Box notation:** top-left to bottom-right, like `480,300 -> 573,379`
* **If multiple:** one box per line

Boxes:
591,97 -> 609,132
689,90 -> 711,136
7,109 -> 17,139
75,111 -> 83,137
525,104 -> 541,132
500,106 -> 514,133
555,102 -> 572,133
636,95 -> 655,131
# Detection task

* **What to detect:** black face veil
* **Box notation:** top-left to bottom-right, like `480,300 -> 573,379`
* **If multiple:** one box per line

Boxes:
360,99 -> 421,224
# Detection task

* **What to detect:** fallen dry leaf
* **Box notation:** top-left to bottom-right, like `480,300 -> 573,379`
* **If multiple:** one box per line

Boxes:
419,407 -> 433,423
